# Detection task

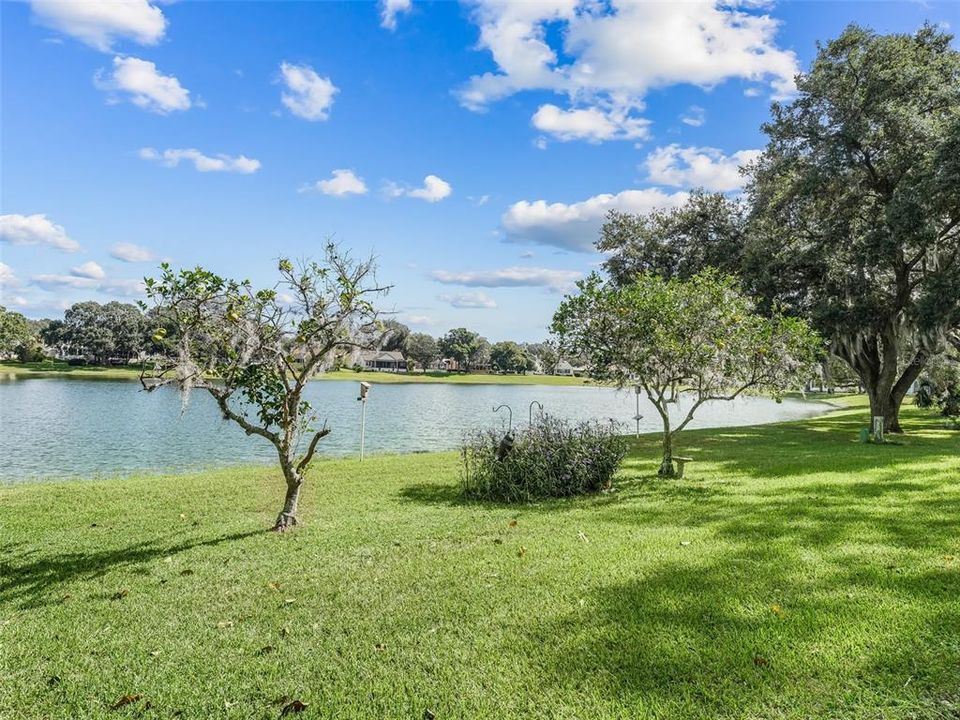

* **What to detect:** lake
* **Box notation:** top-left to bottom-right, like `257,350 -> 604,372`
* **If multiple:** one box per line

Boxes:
0,376 -> 832,482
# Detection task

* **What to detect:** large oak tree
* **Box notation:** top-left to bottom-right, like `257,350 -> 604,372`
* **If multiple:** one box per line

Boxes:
747,24 -> 960,432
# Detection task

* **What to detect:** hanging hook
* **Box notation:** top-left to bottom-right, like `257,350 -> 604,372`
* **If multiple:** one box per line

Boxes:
528,400 -> 543,426
493,404 -> 513,432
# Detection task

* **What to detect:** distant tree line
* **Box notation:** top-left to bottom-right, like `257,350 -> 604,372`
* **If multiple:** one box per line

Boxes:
374,319 -> 562,374
1,303 -> 564,375
0,301 -> 169,365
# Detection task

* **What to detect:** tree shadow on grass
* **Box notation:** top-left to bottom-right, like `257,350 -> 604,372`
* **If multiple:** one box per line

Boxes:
526,467 -> 960,716
397,481 -> 628,515
530,546 -> 960,719
0,529 -> 262,609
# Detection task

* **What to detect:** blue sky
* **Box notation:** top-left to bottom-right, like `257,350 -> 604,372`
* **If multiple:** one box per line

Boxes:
2,0 -> 958,341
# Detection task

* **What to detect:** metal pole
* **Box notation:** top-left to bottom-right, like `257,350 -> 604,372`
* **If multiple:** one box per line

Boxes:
360,398 -> 367,461
634,385 -> 643,438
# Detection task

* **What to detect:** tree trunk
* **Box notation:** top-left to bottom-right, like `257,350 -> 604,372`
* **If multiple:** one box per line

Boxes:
658,430 -> 675,478
273,464 -> 303,532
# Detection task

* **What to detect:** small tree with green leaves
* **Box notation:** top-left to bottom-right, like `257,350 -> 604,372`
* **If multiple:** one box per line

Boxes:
141,244 -> 388,530
552,271 -> 822,477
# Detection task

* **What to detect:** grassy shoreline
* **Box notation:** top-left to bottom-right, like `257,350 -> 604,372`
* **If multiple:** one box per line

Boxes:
1,401 -> 958,718
0,362 -> 593,386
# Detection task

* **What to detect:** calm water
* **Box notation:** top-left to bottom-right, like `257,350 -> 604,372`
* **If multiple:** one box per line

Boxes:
0,376 -> 831,482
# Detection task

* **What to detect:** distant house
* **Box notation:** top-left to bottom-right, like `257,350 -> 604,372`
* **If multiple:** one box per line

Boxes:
431,357 -> 460,372
555,359 -> 585,377
357,350 -> 407,372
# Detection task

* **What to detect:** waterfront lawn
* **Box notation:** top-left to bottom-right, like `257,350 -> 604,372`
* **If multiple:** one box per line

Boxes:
1,402 -> 958,719
0,362 -> 591,386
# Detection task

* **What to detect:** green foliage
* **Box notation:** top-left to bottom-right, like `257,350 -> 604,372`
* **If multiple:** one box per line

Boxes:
0,305 -> 38,360
747,23 -> 960,426
438,327 -> 480,370
460,415 -> 627,502
490,341 -> 531,374
404,332 -> 438,371
553,270 -> 822,475
598,190 -> 747,287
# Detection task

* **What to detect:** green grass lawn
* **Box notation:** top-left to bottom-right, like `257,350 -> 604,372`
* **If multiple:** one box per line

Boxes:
1,402 -> 958,719
0,362 -> 591,386
0,361 -> 144,380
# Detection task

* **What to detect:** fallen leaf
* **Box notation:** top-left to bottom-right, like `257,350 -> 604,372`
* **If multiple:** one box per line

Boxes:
508,519 -> 518,528
281,699 -> 308,715
770,604 -> 784,617
679,541 -> 691,547
517,546 -> 527,558
148,650 -> 161,657
753,655 -> 769,667
268,582 -> 281,591
256,646 -> 275,656
61,594 -> 72,602
216,621 -> 234,628
111,590 -> 128,601
423,709 -> 436,720
179,513 -> 186,520
163,557 -> 173,564
179,569 -> 194,577
577,531 -> 589,543
279,626 -> 290,637
110,694 -> 142,710
374,642 -> 386,652
283,598 -> 296,606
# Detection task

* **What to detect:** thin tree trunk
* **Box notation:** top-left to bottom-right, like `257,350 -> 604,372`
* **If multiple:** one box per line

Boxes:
659,431 -> 675,478
273,461 -> 303,532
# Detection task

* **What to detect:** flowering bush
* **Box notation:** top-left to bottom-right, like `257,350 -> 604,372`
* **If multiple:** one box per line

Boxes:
460,415 -> 628,502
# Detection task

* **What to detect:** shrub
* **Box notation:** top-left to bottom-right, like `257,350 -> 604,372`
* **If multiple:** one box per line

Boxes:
460,415 -> 628,502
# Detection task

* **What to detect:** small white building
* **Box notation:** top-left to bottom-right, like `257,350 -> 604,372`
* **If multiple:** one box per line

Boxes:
555,359 -> 585,377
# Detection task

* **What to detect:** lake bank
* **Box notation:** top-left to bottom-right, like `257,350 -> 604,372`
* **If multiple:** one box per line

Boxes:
0,376 -> 834,482
1,401 -> 957,719
0,362 -> 591,386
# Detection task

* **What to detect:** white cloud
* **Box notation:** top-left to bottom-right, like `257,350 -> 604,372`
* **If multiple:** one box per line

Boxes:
70,261 -> 105,280
386,174 -> 452,203
32,273 -> 145,297
96,56 -> 191,114
438,291 -> 497,309
0,262 -> 21,288
110,242 -> 157,263
303,169 -> 368,197
644,144 -> 760,192
532,103 -> 650,142
139,147 -> 261,174
458,1 -> 798,142
0,214 -> 80,252
380,0 -> 412,31
500,188 -> 689,252
401,314 -> 437,327
680,105 -> 706,127
278,62 -> 338,121
31,0 -> 166,51
430,267 -> 582,293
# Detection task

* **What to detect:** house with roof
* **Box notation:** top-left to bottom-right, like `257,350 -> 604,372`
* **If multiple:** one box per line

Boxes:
357,349 -> 407,372
554,359 -> 585,377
